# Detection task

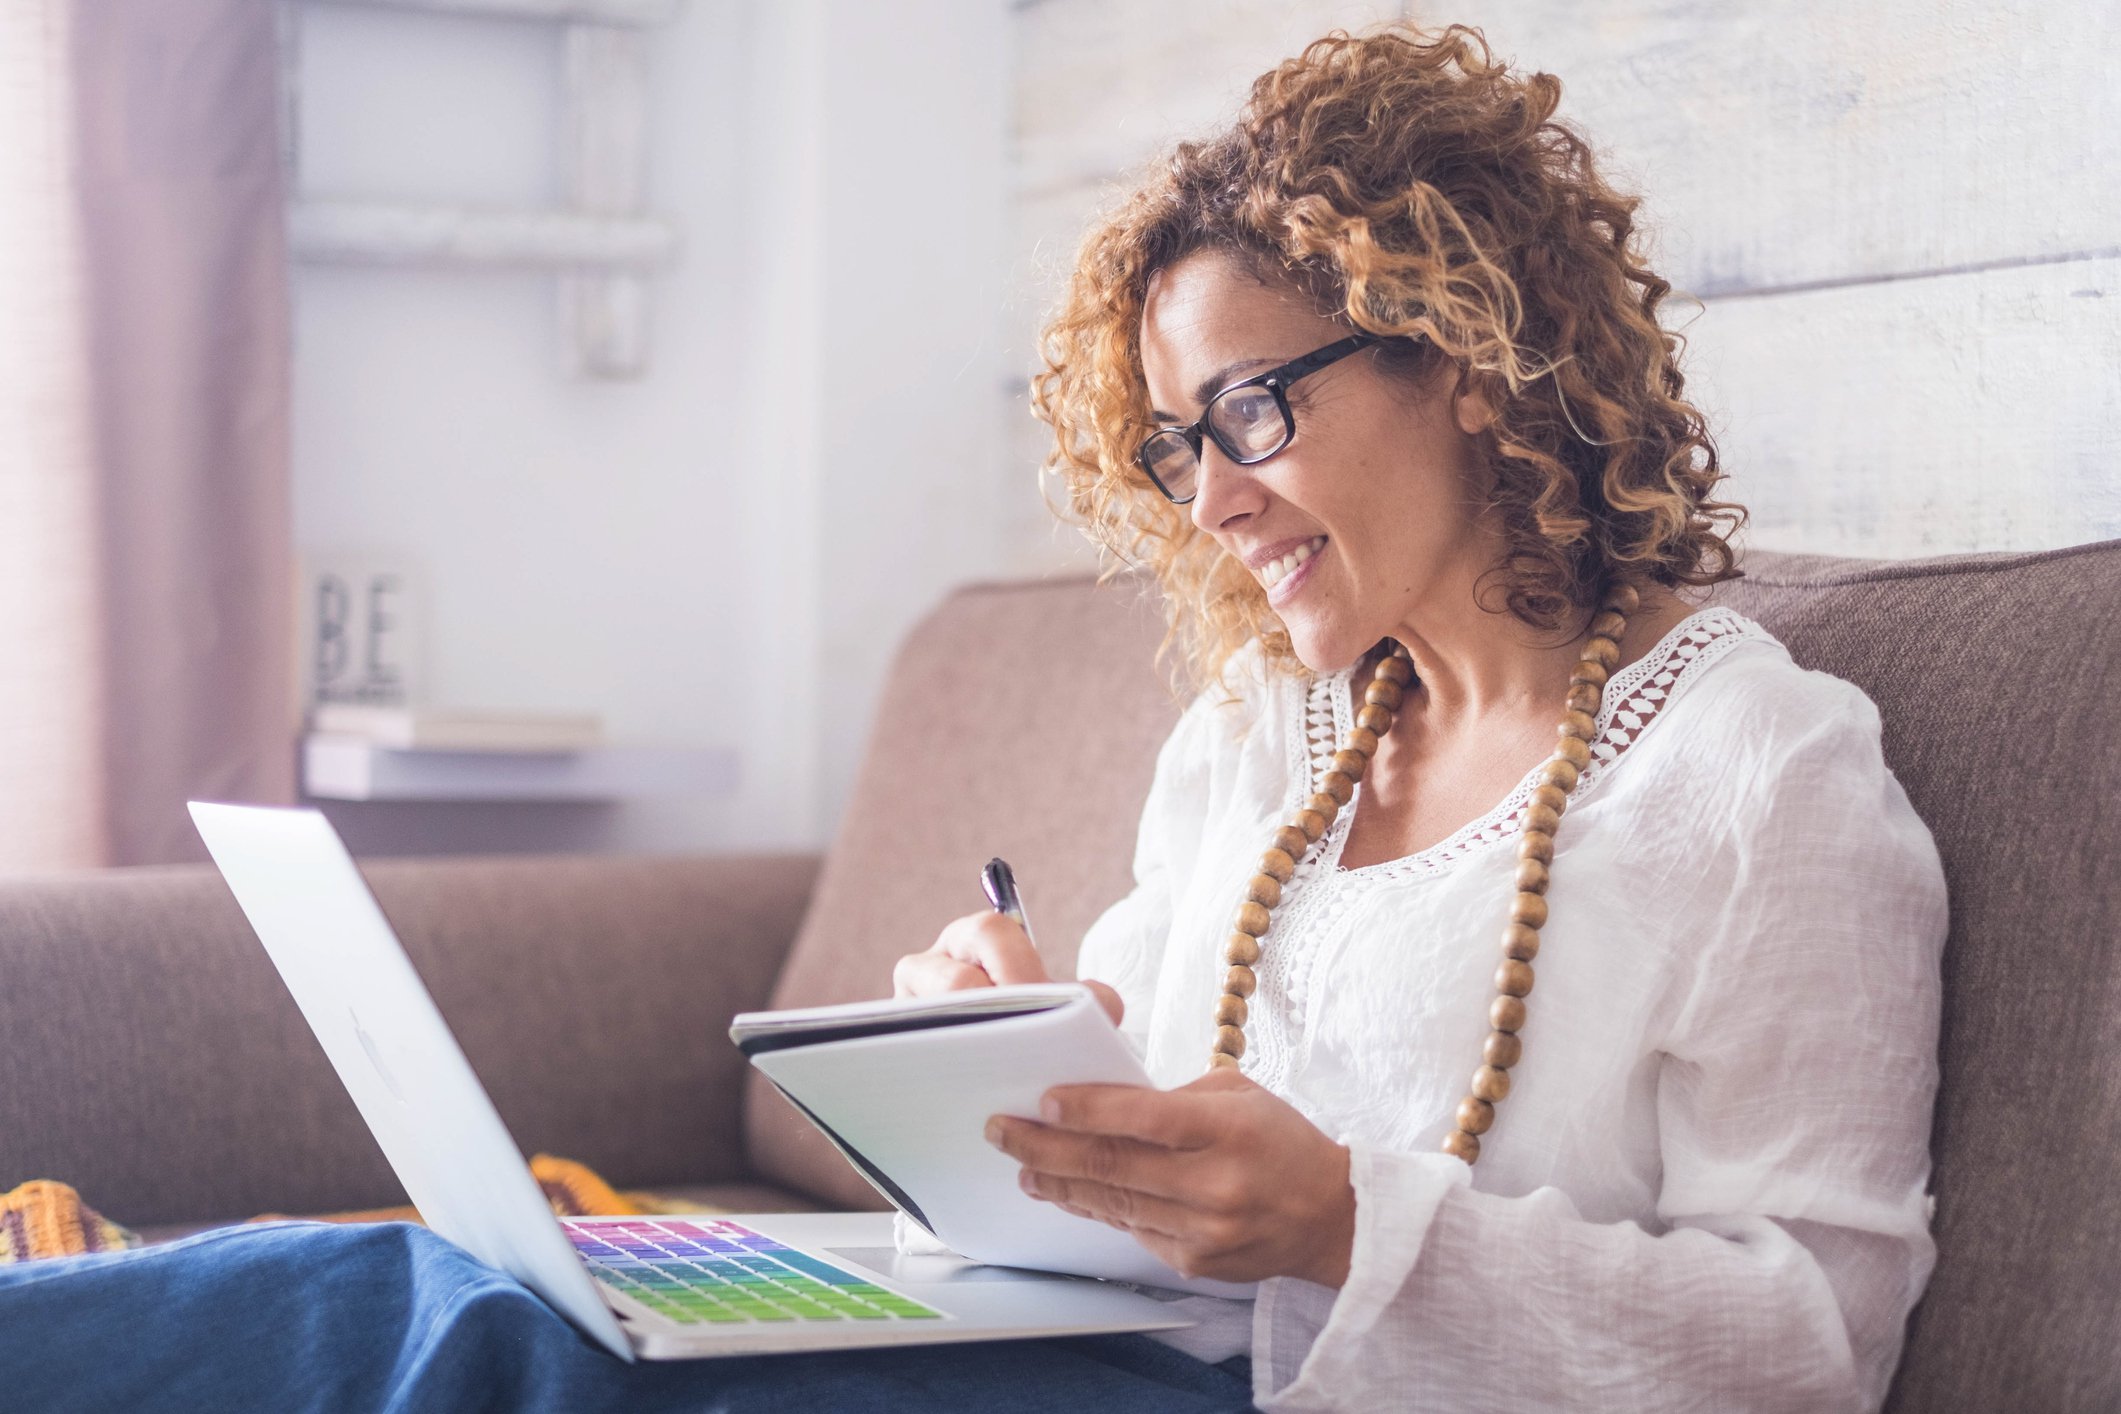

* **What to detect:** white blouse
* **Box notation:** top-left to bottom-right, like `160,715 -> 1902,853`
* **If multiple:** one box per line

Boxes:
1072,605 -> 1948,1413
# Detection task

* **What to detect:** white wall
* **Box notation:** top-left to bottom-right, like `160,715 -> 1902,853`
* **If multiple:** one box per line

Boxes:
289,0 -> 1013,856
1004,0 -> 2121,565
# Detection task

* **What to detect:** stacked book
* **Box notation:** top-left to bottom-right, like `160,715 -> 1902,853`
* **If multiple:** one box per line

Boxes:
309,706 -> 605,754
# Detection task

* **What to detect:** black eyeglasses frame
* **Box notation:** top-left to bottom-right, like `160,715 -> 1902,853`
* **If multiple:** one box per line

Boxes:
1135,331 -> 1385,505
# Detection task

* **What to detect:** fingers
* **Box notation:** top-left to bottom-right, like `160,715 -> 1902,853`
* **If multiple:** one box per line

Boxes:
985,1113 -> 1202,1202
1026,1076 -> 1247,1149
891,949 -> 991,999
1015,1169 -> 1206,1243
936,910 -> 1049,986
891,909 -> 1047,998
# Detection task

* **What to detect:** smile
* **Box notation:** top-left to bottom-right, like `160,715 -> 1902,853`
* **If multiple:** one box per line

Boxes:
1259,536 -> 1327,592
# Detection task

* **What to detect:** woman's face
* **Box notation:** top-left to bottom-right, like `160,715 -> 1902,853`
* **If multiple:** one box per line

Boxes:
1139,250 -> 1497,673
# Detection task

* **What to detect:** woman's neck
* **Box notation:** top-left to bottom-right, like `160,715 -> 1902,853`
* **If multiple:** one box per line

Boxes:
1384,600 -> 1596,730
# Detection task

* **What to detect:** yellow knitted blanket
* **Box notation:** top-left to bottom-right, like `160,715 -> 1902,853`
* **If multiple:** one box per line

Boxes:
1,1156 -> 708,1264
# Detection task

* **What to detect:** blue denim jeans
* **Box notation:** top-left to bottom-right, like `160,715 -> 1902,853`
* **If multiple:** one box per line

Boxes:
0,1221 -> 1258,1413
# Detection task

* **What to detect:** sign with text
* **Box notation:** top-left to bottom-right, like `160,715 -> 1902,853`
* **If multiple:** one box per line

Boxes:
301,553 -> 423,709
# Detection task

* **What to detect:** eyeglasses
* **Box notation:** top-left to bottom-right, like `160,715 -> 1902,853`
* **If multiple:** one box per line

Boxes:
1135,332 -> 1382,505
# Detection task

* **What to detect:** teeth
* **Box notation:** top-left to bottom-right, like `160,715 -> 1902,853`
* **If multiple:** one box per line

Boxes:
1259,536 -> 1325,589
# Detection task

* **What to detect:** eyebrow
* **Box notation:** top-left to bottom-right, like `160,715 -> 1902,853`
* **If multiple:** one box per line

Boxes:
1149,357 -> 1276,422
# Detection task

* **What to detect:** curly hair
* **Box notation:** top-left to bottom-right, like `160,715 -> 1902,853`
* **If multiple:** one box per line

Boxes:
1029,21 -> 1744,695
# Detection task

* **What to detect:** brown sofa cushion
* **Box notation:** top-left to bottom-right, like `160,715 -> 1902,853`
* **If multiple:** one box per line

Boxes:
752,542 -> 2119,1411
0,852 -> 819,1226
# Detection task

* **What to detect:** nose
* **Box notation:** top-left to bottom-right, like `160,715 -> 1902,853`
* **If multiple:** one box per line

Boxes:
1187,442 -> 1264,536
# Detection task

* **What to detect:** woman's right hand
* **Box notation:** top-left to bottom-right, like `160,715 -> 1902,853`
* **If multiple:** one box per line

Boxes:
891,910 -> 1125,1027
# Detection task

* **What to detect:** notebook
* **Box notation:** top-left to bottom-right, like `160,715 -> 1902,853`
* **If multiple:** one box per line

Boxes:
733,985 -> 1258,1300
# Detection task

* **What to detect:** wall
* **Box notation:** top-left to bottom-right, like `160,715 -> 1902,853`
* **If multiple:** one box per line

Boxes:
288,0 -> 1012,857
1002,0 -> 2121,568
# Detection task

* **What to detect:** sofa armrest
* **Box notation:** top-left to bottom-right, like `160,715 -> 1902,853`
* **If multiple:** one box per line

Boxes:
0,851 -> 821,1229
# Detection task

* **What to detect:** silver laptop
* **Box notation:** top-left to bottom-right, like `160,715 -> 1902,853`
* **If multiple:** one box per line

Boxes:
188,801 -> 1193,1361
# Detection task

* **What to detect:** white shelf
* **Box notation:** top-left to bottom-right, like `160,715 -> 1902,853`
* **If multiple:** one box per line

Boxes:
302,735 -> 738,802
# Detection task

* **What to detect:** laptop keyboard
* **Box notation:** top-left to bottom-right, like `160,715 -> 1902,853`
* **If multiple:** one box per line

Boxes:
566,1218 -> 945,1326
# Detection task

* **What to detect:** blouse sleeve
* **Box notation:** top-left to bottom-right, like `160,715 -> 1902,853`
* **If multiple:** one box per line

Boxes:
1072,672 -> 1228,1063
1253,680 -> 1949,1413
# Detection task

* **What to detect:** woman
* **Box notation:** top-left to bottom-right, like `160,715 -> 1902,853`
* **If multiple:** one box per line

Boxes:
899,20 -> 1943,1412
0,22 -> 1941,1414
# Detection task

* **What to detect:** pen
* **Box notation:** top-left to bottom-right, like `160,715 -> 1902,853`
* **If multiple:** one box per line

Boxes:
980,857 -> 1039,955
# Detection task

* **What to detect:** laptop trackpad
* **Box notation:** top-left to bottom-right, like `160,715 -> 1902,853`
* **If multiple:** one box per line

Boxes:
826,1247 -> 1073,1285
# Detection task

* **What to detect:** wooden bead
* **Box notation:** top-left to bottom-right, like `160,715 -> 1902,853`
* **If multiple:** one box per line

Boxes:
1565,682 -> 1602,715
1441,1129 -> 1480,1164
1234,902 -> 1272,937
1484,1030 -> 1524,1068
1518,830 -> 1554,864
1456,1097 -> 1495,1135
1215,993 -> 1248,1028
1496,958 -> 1536,997
1501,923 -> 1542,961
1246,873 -> 1283,908
1523,801 -> 1561,836
1344,726 -> 1379,758
1307,792 -> 1342,827
1590,608 -> 1628,640
1583,635 -> 1621,670
1357,703 -> 1392,735
1510,892 -> 1548,928
1537,759 -> 1581,793
1491,995 -> 1527,1032
1554,734 -> 1591,770
1225,931 -> 1262,966
1225,964 -> 1258,998
1208,1050 -> 1243,1071
1558,708 -> 1597,741
1513,858 -> 1549,896
1363,678 -> 1403,711
1294,808 -> 1329,842
1530,783 -> 1569,815
1604,582 -> 1640,615
1272,824 -> 1310,860
1259,847 -> 1297,883
1214,1025 -> 1246,1058
1318,770 -> 1354,805
1331,749 -> 1368,781
1472,1064 -> 1512,1102
1569,659 -> 1609,689
1374,654 -> 1413,685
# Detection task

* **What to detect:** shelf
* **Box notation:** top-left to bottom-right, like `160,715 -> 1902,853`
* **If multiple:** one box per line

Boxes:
302,735 -> 738,802
289,201 -> 679,270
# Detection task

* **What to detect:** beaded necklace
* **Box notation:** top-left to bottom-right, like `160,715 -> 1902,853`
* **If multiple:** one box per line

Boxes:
1206,581 -> 1641,1167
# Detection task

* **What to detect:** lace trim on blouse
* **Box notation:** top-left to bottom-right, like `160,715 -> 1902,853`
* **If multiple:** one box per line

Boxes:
1242,606 -> 1766,1095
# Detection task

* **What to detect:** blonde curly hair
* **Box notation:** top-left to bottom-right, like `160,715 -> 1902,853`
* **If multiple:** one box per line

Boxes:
1029,21 -> 1744,695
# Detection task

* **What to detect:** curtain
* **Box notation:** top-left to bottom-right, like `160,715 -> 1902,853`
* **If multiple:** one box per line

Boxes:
0,0 -> 294,872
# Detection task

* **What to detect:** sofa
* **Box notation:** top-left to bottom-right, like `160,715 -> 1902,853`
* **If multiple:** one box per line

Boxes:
3,543 -> 2116,1411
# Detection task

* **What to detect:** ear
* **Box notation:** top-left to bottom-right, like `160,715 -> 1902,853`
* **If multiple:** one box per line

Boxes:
1452,370 -> 1499,437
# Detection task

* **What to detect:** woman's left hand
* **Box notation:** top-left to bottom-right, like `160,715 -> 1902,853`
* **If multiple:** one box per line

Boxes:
985,1067 -> 1355,1287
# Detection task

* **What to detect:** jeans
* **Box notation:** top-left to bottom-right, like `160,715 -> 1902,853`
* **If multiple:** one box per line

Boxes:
0,1221 -> 1259,1413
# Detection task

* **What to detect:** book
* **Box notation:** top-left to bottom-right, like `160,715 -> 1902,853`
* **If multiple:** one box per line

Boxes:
308,705 -> 604,753
731,984 -> 1257,1300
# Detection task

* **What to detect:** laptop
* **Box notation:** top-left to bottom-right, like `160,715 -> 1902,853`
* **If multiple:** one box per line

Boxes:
188,801 -> 1195,1361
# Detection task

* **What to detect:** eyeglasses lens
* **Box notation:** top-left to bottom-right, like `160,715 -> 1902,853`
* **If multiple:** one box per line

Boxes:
1206,385 -> 1290,462
1140,430 -> 1199,502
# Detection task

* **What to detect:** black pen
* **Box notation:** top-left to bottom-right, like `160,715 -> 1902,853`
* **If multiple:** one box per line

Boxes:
980,857 -> 1039,956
